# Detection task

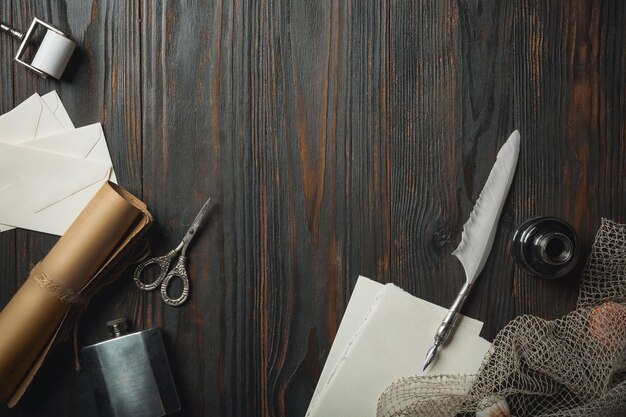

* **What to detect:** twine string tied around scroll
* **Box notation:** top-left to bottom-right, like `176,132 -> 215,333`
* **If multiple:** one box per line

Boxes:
31,240 -> 151,370
32,264 -> 87,306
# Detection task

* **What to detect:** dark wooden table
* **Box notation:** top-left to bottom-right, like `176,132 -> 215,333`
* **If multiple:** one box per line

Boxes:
1,1 -> 625,416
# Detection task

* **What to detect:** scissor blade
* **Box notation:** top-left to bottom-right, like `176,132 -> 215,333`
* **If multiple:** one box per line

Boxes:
181,198 -> 212,248
189,197 -> 212,230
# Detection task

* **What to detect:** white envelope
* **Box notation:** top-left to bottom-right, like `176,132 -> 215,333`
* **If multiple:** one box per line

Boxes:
0,143 -> 109,210
0,93 -> 67,145
0,124 -> 116,235
0,92 -> 117,235
0,92 -> 73,232
22,123 -> 117,206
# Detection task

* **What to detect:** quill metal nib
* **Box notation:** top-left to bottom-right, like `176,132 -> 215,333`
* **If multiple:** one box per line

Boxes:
422,341 -> 442,370
421,282 -> 472,371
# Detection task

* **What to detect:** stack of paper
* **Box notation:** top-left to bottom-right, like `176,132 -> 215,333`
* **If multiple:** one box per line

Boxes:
0,92 -> 116,236
306,276 -> 491,417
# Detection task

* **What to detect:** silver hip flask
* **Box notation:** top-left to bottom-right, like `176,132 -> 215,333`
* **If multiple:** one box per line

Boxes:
81,318 -> 181,417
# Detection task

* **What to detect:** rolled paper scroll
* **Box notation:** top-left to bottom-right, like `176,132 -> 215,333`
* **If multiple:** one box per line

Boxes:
0,182 -> 153,406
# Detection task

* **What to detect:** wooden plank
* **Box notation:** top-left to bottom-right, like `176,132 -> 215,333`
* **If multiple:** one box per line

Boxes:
140,0 -> 229,415
1,1 -> 143,416
382,0 -> 624,343
8,4 -> 69,414
447,1 -> 520,338
140,0 -> 389,416
381,0 -> 521,340
0,0 -> 15,316
385,0 -> 471,304
510,0 -> 626,323
65,2 -> 144,416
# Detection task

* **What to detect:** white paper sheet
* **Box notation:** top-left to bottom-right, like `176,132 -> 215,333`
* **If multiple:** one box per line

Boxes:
309,277 -> 484,407
306,276 -> 491,417
0,92 -> 117,235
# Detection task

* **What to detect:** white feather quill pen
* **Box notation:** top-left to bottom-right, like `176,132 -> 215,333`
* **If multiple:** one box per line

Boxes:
423,130 -> 521,371
453,130 -> 521,283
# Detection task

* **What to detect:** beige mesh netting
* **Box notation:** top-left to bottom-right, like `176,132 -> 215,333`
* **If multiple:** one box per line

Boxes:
377,218 -> 626,417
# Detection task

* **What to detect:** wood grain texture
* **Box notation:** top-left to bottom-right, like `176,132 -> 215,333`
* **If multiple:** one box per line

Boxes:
0,0 -> 15,315
1,1 -> 625,416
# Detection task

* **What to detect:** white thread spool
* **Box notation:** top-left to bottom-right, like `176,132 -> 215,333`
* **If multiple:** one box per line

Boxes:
30,29 -> 76,79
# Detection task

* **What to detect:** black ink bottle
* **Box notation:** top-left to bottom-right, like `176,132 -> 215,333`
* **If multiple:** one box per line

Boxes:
511,217 -> 580,279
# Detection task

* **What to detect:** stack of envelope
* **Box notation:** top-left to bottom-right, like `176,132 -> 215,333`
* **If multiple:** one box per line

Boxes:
0,92 -> 116,236
306,276 -> 491,417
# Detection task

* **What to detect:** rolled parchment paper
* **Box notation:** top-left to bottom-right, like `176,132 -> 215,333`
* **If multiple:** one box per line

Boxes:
0,182 -> 152,405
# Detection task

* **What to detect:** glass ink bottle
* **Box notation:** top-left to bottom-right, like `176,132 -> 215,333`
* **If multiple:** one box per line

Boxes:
511,217 -> 580,279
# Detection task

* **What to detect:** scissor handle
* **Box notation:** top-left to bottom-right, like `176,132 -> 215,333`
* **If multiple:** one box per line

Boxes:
160,256 -> 190,306
134,250 -> 177,291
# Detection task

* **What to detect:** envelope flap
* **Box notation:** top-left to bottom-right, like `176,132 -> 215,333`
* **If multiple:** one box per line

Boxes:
21,124 -> 101,159
41,91 -> 75,130
0,95 -> 44,144
0,94 -> 67,145
0,143 -> 111,212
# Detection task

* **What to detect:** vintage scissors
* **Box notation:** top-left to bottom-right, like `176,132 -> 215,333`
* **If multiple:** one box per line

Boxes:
134,198 -> 212,306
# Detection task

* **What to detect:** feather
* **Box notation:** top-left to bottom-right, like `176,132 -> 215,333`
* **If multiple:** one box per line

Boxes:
452,130 -> 521,284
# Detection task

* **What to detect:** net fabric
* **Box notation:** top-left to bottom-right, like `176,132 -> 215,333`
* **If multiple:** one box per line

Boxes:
377,218 -> 626,417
